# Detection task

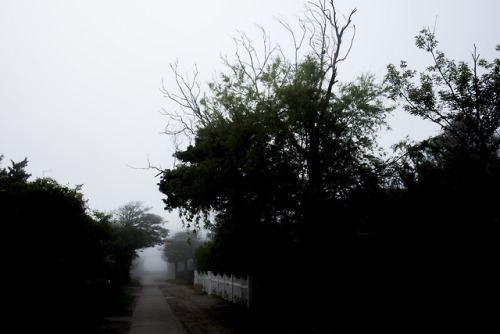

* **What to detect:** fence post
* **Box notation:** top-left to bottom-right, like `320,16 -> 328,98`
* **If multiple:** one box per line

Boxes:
247,275 -> 252,310
230,274 -> 233,302
207,271 -> 212,295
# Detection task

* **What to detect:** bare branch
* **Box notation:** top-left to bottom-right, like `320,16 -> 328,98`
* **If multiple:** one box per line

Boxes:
160,60 -> 213,149
221,26 -> 283,101
302,1 -> 357,98
275,15 -> 307,71
307,0 -> 330,67
127,155 -> 165,177
325,1 -> 357,101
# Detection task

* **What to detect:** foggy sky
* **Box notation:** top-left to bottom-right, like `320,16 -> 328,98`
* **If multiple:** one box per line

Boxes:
1,0 -> 499,231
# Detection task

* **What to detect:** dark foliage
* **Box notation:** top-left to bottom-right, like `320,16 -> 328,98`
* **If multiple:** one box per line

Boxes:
0,157 -> 165,333
158,16 -> 499,332
384,29 -> 500,331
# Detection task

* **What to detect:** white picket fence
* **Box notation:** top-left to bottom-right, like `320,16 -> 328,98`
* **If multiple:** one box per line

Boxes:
194,270 -> 251,308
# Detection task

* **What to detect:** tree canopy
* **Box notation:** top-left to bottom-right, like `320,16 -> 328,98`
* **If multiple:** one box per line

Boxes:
159,1 -> 392,276
111,201 -> 168,280
387,28 -> 500,185
385,28 -> 500,242
157,3 -> 499,331
384,27 -> 500,331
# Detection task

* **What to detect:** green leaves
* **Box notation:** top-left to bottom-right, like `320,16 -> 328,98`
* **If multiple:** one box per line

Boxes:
158,3 -> 392,275
387,27 -> 498,137
415,27 -> 439,52
387,26 -> 500,195
160,50 -> 392,239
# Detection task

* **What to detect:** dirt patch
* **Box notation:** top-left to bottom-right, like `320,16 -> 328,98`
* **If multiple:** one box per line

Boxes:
158,280 -> 252,334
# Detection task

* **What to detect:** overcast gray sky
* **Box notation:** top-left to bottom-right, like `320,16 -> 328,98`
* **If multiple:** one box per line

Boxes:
1,0 -> 499,231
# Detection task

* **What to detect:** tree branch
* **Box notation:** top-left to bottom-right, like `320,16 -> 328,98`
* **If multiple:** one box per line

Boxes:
160,60 -> 212,149
127,155 -> 165,177
275,15 -> 307,71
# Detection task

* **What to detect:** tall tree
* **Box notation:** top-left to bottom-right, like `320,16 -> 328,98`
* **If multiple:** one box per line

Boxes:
386,28 -> 500,237
158,0 -> 392,277
385,28 -> 500,331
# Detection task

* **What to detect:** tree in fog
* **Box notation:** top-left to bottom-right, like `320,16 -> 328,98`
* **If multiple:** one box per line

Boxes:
387,28 -> 500,186
384,28 -> 500,331
111,201 -> 168,280
163,230 -> 201,274
158,0 -> 392,277
385,28 -> 500,239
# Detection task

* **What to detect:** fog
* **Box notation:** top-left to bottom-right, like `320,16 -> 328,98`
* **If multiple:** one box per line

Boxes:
131,246 -> 168,278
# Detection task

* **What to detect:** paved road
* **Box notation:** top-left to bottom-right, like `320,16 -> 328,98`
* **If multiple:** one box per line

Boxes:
130,275 -> 188,334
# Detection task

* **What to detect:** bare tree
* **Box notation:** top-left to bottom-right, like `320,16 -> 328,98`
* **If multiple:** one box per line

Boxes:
308,0 -> 356,99
160,60 -> 203,149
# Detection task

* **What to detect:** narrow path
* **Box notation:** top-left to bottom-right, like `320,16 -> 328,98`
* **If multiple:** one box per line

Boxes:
130,275 -> 188,334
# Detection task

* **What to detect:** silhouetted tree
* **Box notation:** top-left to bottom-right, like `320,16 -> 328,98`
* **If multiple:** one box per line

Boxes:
158,3 -> 395,331
0,155 -> 30,183
111,201 -> 168,280
0,157 -> 115,333
385,28 -> 500,331
159,0 -> 391,273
